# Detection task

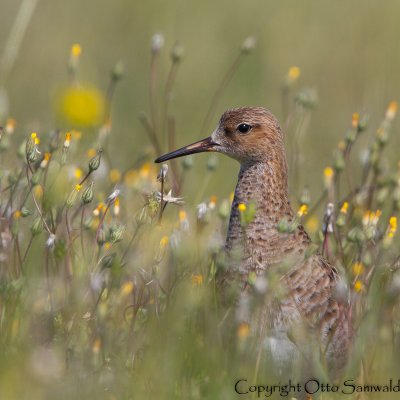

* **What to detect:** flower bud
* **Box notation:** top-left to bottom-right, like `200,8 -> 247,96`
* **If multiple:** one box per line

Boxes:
336,214 -> 346,228
17,141 -> 26,159
110,225 -> 125,243
170,43 -> 184,62
347,227 -> 365,244
88,149 -> 102,172
181,155 -> 193,170
345,129 -> 356,144
101,253 -> 116,269
31,217 -> 43,236
31,172 -> 40,186
111,61 -> 124,82
333,150 -> 345,172
207,155 -> 218,171
299,186 -> 311,206
295,88 -> 318,109
218,199 -> 230,219
0,135 -> 10,152
82,182 -> 94,204
97,227 -> 106,246
66,184 -> 82,208
21,207 -> 32,217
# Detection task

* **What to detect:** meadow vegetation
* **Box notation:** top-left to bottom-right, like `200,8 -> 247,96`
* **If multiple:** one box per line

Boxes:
1,3 -> 400,399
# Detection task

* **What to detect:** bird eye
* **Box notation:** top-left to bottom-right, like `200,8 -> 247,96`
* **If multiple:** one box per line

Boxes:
237,123 -> 252,134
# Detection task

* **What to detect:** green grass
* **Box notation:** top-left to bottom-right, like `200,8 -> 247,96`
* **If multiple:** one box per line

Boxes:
1,5 -> 400,398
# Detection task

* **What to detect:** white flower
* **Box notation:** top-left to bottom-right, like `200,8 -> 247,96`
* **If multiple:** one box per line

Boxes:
152,33 -> 164,53
156,190 -> 184,205
197,203 -> 208,220
46,233 -> 56,249
323,203 -> 334,233
106,189 -> 120,204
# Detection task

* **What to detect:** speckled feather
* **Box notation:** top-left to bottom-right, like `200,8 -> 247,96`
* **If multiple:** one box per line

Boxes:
217,107 -> 352,374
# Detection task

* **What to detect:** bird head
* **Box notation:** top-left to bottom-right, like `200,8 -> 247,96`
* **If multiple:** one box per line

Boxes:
155,107 -> 284,165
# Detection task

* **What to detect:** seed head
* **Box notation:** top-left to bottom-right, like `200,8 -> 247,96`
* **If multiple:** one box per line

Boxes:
241,36 -> 256,54
157,164 -> 169,181
46,233 -> 56,249
106,189 -> 120,204
151,33 -> 164,54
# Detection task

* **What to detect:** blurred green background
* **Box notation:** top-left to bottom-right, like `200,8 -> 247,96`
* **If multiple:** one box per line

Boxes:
1,0 -> 399,200
1,2 -> 400,399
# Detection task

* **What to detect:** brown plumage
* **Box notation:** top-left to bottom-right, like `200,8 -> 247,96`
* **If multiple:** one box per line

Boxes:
155,106 -> 352,377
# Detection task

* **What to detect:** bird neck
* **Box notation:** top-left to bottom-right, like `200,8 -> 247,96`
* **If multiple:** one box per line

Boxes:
226,154 -> 296,254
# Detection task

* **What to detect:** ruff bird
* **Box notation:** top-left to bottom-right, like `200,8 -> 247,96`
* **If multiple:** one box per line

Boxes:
155,107 -> 351,376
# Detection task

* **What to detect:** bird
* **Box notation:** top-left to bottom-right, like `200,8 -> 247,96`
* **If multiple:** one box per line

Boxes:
155,106 -> 351,379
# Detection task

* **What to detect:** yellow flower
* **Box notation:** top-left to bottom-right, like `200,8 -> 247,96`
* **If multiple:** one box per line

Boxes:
31,132 -> 40,145
354,280 -> 363,293
363,210 -> 381,226
238,203 -> 247,212
34,185 -> 43,199
121,281 -> 134,296
209,195 -> 218,209
323,167 -> 334,187
74,168 -> 83,180
5,118 -> 16,134
13,210 -> 21,219
139,162 -> 152,179
388,216 -> 397,238
93,202 -> 105,217
71,129 -> 82,140
337,140 -> 346,151
179,210 -> 187,222
109,168 -> 122,184
40,153 -> 52,169
237,322 -> 250,340
351,112 -> 359,128
352,262 -> 364,276
287,66 -> 300,82
124,169 -> 138,186
104,242 -> 112,250
91,217 -> 100,230
87,148 -> 97,158
305,215 -> 319,234
160,235 -> 169,248
75,184 -> 82,192
297,204 -> 308,217
340,201 -> 349,214
191,274 -> 203,286
386,101 -> 398,121
71,43 -> 82,58
58,84 -> 105,127
113,197 -> 120,216
92,337 -> 101,354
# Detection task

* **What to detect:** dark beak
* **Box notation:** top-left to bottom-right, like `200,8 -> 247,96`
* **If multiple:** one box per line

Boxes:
154,136 -> 219,163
